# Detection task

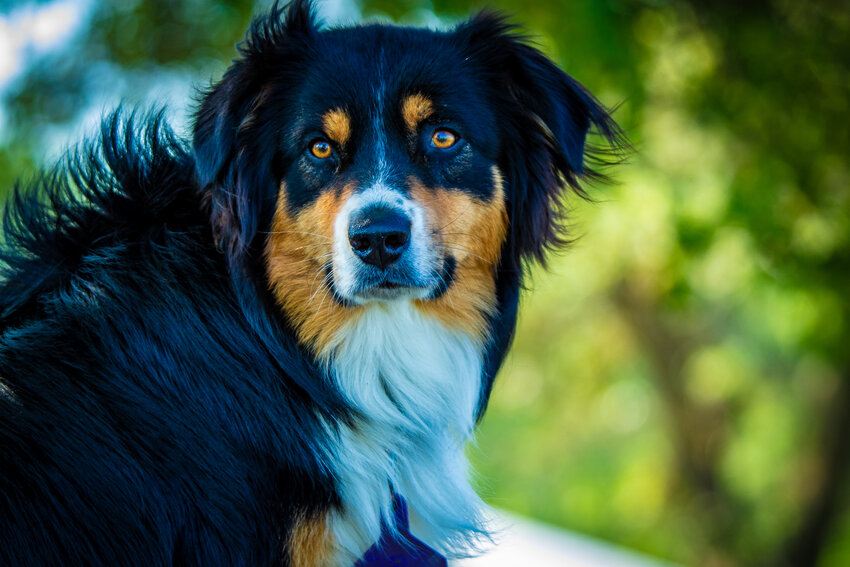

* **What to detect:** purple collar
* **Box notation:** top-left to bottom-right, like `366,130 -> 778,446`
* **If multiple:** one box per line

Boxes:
355,497 -> 448,566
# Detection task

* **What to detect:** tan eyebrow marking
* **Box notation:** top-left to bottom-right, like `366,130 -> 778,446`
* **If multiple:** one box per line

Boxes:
322,108 -> 351,146
401,94 -> 434,133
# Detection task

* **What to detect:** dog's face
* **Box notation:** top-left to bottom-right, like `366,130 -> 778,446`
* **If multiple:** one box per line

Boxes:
263,26 -> 510,353
193,1 -> 620,359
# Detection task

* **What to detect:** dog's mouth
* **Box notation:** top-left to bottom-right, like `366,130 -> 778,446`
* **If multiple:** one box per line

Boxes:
330,256 -> 456,305
357,285 -> 417,302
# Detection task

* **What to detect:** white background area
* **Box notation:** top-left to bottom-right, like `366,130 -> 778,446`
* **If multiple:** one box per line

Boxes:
454,511 -> 678,567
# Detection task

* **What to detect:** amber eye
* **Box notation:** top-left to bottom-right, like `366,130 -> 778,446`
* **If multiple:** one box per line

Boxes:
430,129 -> 458,149
310,139 -> 333,159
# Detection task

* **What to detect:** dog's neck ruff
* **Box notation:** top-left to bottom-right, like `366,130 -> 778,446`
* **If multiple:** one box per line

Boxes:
321,300 -> 488,563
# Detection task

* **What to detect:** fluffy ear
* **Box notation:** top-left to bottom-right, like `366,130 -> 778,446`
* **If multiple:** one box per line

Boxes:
457,12 -> 626,270
192,0 -> 318,260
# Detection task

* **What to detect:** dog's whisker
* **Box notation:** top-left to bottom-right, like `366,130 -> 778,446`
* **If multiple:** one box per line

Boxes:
315,272 -> 336,314
435,245 -> 494,265
432,202 -> 475,233
433,266 -> 458,311
279,243 -> 331,253
307,262 -> 336,305
435,231 -> 475,238
262,230 -> 332,240
311,279 -> 330,308
270,253 -> 333,268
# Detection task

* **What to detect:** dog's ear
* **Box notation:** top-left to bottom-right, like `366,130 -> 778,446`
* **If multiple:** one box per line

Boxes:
457,12 -> 626,270
193,0 -> 317,259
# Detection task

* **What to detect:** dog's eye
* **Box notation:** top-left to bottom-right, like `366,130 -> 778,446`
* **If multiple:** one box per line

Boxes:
430,129 -> 458,150
309,139 -> 333,159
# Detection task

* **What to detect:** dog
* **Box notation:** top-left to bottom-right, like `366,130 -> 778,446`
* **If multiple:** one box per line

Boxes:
0,1 -> 623,565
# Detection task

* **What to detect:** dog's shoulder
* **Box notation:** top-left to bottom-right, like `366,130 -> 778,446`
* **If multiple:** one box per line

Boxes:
0,111 -> 206,328
0,110 -> 333,566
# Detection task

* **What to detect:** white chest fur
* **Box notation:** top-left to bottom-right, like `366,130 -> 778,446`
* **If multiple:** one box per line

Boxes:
321,301 -> 488,563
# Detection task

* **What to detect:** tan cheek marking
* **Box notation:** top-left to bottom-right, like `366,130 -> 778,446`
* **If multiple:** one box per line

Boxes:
265,184 -> 363,354
401,94 -> 434,133
322,108 -> 351,146
410,167 -> 508,342
288,511 -> 334,567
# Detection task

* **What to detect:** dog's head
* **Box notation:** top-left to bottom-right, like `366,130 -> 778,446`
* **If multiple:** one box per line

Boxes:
193,0 -> 622,357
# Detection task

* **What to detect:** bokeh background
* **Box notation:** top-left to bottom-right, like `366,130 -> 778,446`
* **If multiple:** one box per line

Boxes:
1,0 -> 848,565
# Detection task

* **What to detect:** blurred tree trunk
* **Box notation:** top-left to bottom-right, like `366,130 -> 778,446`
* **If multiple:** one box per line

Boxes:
613,281 -> 738,567
779,378 -> 850,567
615,278 -> 850,566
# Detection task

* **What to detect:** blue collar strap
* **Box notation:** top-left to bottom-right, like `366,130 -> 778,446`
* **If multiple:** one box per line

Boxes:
355,497 -> 448,566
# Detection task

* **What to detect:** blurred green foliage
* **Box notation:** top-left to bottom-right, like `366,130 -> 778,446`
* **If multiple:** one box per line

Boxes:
1,1 -> 848,566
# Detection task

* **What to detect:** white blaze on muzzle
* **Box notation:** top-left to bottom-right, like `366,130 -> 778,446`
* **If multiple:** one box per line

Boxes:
331,185 -> 437,303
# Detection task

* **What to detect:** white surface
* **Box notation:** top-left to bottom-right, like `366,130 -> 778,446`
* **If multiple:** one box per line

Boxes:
453,512 -> 676,567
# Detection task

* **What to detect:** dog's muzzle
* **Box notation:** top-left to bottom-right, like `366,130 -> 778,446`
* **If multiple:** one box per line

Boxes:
331,188 -> 444,303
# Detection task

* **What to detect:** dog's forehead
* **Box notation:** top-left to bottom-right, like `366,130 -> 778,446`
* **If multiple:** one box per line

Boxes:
297,25 -> 487,124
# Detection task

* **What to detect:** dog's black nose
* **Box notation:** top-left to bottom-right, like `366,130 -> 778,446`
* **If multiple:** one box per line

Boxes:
348,207 -> 411,270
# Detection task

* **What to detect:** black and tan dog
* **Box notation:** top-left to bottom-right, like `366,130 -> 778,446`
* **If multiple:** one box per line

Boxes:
0,1 -> 623,565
